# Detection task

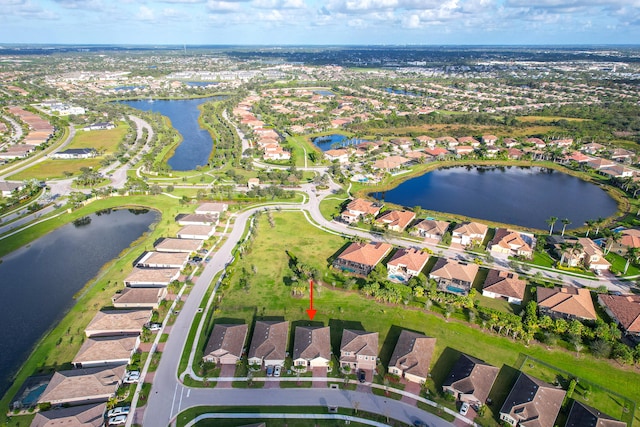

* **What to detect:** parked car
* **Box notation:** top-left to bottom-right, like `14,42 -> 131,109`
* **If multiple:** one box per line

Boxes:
358,370 -> 366,383
124,371 -> 140,384
145,322 -> 162,332
413,420 -> 428,427
459,402 -> 470,416
107,406 -> 130,418
108,414 -> 127,425
274,365 -> 281,377
192,256 -> 203,262
266,365 -> 274,377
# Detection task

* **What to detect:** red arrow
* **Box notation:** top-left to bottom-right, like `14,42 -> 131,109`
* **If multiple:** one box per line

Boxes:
306,279 -> 317,320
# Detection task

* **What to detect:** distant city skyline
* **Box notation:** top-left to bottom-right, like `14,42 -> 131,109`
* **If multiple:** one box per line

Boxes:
0,0 -> 638,46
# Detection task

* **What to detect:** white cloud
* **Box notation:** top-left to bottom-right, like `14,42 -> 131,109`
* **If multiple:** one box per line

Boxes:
0,0 -> 59,19
207,0 -> 244,13
136,5 -> 156,21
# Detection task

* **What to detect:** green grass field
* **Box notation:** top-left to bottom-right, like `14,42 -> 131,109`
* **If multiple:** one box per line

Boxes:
68,123 -> 128,152
9,158 -> 104,180
214,211 -> 640,426
516,116 -> 589,123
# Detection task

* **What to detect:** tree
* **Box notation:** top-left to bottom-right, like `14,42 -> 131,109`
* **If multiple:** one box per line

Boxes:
584,220 -> 595,237
595,217 -> 606,235
605,231 -> 621,255
560,218 -> 571,236
546,216 -> 558,235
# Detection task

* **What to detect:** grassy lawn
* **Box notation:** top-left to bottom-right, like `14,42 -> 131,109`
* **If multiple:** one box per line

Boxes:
319,193 -> 349,221
530,250 -> 556,268
68,122 -> 128,152
606,252 -> 640,277
10,158 -> 104,180
214,211 -> 640,426
286,135 -> 323,168
516,116 -> 589,123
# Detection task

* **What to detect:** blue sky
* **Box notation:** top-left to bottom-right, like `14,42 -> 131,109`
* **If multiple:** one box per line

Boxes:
0,0 -> 638,45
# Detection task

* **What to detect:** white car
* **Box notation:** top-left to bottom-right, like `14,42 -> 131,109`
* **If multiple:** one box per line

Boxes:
108,414 -> 127,425
107,406 -> 130,418
274,365 -> 281,377
124,371 -> 140,383
459,402 -> 470,416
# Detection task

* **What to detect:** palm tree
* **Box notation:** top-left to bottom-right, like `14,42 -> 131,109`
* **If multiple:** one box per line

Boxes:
595,217 -> 606,235
560,218 -> 571,237
546,216 -> 558,235
605,231 -> 622,255
571,241 -> 584,267
584,220 -> 595,237
624,247 -> 640,274
559,242 -> 571,266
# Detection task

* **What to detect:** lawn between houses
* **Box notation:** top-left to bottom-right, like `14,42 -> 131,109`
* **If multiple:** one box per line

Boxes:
212,211 -> 640,426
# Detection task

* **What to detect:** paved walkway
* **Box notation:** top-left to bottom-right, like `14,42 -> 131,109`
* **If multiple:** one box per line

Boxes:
185,412 -> 392,427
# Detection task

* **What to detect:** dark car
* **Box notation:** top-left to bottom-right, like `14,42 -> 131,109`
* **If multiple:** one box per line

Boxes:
358,370 -> 366,383
413,421 -> 428,427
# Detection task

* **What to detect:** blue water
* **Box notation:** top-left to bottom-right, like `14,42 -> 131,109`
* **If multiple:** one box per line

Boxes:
446,285 -> 466,294
186,81 -> 219,87
121,97 -> 225,171
314,90 -> 335,96
384,87 -> 422,97
388,274 -> 407,283
21,383 -> 47,406
373,166 -> 617,230
0,209 -> 158,397
313,134 -> 367,152
114,85 -> 145,91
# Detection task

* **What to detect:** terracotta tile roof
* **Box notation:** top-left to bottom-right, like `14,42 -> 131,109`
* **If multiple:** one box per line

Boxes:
31,403 -> 106,427
537,286 -> 597,320
293,326 -> 331,361
204,324 -> 248,360
345,198 -> 382,216
177,224 -> 215,238
155,237 -> 204,253
177,213 -> 217,225
453,222 -> 488,238
375,210 -> 416,231
124,267 -> 181,284
598,294 -> 640,334
85,310 -> 151,337
442,354 -> 499,404
425,147 -> 449,156
248,320 -> 289,361
73,336 -> 138,365
429,258 -> 479,284
482,269 -> 527,300
387,248 -> 430,273
500,373 -> 565,427
414,219 -> 450,236
340,329 -> 378,357
566,400 -> 626,427
372,155 -> 411,170
38,366 -> 126,405
137,251 -> 190,267
336,242 -> 393,268
490,228 -> 533,254
388,330 -> 435,380
620,229 -> 640,249
112,287 -> 166,306
195,202 -> 227,214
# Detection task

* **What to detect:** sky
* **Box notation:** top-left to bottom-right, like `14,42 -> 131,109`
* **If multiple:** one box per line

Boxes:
0,0 -> 639,46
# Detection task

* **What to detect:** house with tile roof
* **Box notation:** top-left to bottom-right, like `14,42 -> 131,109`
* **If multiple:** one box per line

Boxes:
386,248 -> 430,282
31,402 -> 106,427
565,400 -> 627,427
482,135 -> 498,145
203,324 -> 248,365
248,320 -> 289,368
451,222 -> 488,247
387,330 -> 435,384
499,372 -> 566,427
410,219 -> 450,243
136,251 -> 190,269
482,269 -> 527,305
339,329 -> 378,372
598,294 -> 640,337
332,242 -> 393,276
374,210 -> 416,232
372,155 -> 411,171
292,326 -> 331,371
112,287 -> 167,309
340,198 -> 383,223
442,354 -> 499,407
123,267 -> 181,287
195,202 -> 228,216
37,366 -> 126,406
72,336 -> 139,369
84,310 -> 151,338
177,213 -> 218,227
155,237 -> 204,253
608,228 -> 640,255
429,258 -> 479,296
537,286 -> 597,321
576,237 -> 611,272
489,228 -> 535,259
177,224 -> 215,240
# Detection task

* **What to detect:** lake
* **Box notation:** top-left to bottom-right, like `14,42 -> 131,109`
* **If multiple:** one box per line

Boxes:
0,208 -> 158,397
121,97 -> 225,171
373,166 -> 618,230
313,134 -> 368,152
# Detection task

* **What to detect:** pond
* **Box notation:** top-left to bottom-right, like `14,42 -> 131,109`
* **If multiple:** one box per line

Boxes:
121,96 -> 226,171
312,134 -> 368,152
0,208 -> 158,397
372,166 -> 618,230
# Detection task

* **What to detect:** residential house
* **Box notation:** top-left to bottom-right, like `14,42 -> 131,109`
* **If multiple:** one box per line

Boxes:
437,136 -> 458,148
123,267 -> 181,287
429,258 -> 479,296
425,147 -> 449,158
581,142 -> 605,155
610,148 -> 635,163
37,366 -> 127,406
482,270 -> 527,305
292,326 -> 331,371
372,155 -> 411,172
565,400 -> 627,427
482,135 -> 498,145
386,248 -> 430,282
72,336 -> 139,368
598,294 -> 640,338
84,122 -> 115,131
247,320 -> 289,368
136,252 -> 190,269
51,148 -> 97,159
503,138 -> 519,148
488,228 -> 535,259
177,225 -> 215,240
507,148 -> 523,159
203,324 -> 248,365
608,228 -> 640,255
499,372 -> 565,427
452,145 -> 474,156
550,138 -> 573,149
587,158 -> 616,170
442,354 -> 499,407
565,237 -> 610,272
155,237 -> 204,254
340,198 -> 382,223
390,137 -> 413,151
526,137 -> 546,149
387,330 -> 435,384
410,219 -> 450,243
112,287 -> 167,309
458,136 -> 480,147
0,144 -> 36,159
324,148 -> 350,163
0,181 -> 23,197
537,286 -> 597,321
31,403 -> 106,427
416,135 -> 436,147
599,164 -> 634,179
84,310 -> 152,338
332,242 -> 393,276
374,210 -> 416,232
176,213 -> 218,227
451,222 -> 488,247
195,202 -> 228,216
263,145 -> 291,161
339,329 -> 378,372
